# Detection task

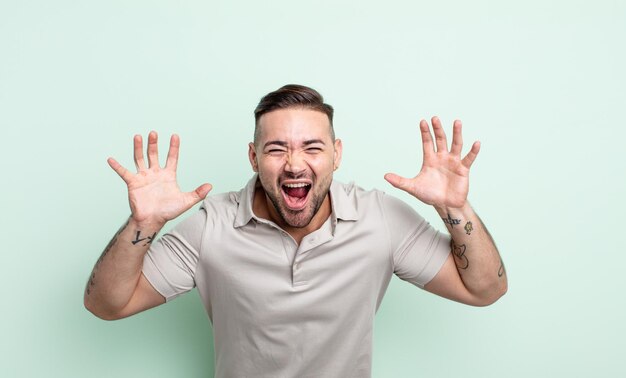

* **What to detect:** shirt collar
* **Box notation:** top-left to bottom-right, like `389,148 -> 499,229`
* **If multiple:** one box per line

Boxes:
233,175 -> 259,228
329,180 -> 359,222
233,174 -> 359,229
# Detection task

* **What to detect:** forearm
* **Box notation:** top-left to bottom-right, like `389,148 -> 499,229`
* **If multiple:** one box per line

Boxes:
435,203 -> 507,304
83,217 -> 164,318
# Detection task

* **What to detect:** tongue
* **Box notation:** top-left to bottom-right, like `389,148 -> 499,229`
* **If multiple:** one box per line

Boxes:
285,186 -> 308,198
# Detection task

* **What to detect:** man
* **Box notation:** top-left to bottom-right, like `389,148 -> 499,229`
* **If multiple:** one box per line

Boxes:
84,84 -> 507,377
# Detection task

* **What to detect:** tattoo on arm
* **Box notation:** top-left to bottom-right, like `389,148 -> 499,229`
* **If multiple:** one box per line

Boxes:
498,259 -> 506,278
442,213 -> 461,227
85,219 -> 129,296
131,231 -> 157,246
464,221 -> 473,235
451,240 -> 469,270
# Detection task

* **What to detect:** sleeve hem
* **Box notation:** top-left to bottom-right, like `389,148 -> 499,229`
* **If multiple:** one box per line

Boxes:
411,232 -> 451,288
142,253 -> 183,302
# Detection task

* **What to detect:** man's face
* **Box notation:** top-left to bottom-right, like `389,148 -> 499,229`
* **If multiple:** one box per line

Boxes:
249,108 -> 342,229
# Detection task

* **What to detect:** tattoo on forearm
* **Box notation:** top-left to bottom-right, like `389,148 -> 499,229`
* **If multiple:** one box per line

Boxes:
498,259 -> 506,278
131,231 -> 157,246
464,221 -> 473,235
451,240 -> 469,270
85,219 -> 129,296
442,213 -> 461,227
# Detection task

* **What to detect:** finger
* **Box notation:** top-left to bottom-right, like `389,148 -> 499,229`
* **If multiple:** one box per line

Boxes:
461,141 -> 481,168
146,131 -> 159,168
165,134 -> 180,171
384,173 -> 412,193
431,116 -> 448,153
194,183 -> 213,200
450,119 -> 463,156
419,119 -> 435,161
133,134 -> 146,170
107,157 -> 133,184
184,183 -> 213,207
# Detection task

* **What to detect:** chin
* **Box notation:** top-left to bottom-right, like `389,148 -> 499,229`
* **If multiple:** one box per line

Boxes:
279,208 -> 316,229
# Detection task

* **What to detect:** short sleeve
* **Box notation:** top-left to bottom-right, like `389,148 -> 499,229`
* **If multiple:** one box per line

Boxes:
382,194 -> 451,288
142,207 -> 207,301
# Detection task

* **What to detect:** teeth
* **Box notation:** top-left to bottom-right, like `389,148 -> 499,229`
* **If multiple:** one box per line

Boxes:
284,183 -> 310,188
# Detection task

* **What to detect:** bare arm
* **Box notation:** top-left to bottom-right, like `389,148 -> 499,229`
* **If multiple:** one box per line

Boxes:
84,132 -> 211,320
385,117 -> 507,306
425,204 -> 506,306
84,217 -> 166,320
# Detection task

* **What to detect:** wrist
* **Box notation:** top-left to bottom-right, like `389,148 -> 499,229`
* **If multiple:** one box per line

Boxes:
128,216 -> 166,233
433,201 -> 471,218
117,216 -> 164,249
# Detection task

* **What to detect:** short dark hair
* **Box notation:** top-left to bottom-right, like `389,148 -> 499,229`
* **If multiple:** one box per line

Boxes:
254,84 -> 335,144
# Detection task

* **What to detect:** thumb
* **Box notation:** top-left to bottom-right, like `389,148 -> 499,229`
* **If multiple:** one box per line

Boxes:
185,183 -> 213,206
193,183 -> 213,201
384,173 -> 411,192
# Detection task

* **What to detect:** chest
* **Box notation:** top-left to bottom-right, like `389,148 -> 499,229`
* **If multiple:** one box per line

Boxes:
195,218 -> 393,319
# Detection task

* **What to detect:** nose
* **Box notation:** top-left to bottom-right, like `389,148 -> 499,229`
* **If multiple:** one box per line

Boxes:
285,152 -> 306,176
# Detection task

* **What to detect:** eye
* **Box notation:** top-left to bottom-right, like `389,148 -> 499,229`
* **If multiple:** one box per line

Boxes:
306,147 -> 323,153
267,149 -> 286,155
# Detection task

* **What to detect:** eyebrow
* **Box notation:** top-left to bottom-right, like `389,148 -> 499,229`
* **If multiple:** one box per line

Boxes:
302,139 -> 326,146
263,139 -> 326,149
263,140 -> 288,149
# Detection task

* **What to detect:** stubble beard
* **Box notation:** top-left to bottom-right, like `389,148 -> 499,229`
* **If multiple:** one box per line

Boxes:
260,173 -> 333,229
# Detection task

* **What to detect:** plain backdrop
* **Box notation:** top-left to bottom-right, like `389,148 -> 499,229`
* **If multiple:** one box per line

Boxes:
1,1 -> 624,377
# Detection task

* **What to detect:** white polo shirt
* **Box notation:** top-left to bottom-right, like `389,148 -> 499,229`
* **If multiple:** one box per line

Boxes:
143,175 -> 450,378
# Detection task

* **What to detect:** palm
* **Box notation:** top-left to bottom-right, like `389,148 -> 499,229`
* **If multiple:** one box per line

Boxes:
385,117 -> 480,208
108,132 -> 212,225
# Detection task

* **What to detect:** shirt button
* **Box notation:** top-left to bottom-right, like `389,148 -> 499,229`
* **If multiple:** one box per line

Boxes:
294,263 -> 300,270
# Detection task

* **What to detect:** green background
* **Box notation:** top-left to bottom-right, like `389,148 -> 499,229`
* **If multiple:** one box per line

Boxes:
1,1 -> 624,377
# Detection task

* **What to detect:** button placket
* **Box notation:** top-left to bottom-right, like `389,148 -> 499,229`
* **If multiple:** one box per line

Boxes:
277,231 -> 297,268
292,255 -> 307,286
291,218 -> 334,287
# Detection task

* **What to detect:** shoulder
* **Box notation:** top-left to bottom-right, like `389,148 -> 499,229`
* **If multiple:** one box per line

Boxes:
201,190 -> 239,208
331,180 -> 381,211
332,180 -> 384,201
333,180 -> 413,207
200,189 -> 241,216
331,180 -> 417,219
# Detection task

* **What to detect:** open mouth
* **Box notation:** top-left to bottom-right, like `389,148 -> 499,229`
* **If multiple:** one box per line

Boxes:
281,182 -> 311,210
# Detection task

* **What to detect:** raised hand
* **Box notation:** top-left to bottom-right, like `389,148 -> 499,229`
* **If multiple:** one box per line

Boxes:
107,131 -> 212,226
384,117 -> 480,209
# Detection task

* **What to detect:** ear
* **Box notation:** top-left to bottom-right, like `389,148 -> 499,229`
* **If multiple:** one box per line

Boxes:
333,139 -> 343,171
248,142 -> 259,172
